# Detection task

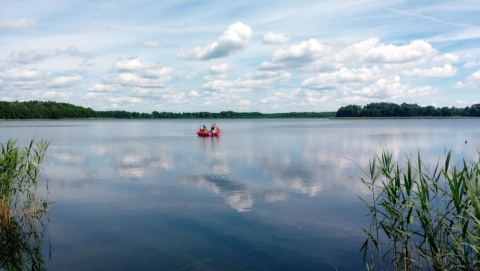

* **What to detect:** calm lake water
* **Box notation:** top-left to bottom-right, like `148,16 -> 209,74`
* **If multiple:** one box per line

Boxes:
1,119 -> 479,270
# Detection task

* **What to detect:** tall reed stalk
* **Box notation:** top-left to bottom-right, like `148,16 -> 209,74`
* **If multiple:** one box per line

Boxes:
360,150 -> 480,271
0,138 -> 50,271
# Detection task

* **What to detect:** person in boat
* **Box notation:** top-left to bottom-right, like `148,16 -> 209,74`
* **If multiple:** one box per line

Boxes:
201,125 -> 207,132
210,123 -> 217,132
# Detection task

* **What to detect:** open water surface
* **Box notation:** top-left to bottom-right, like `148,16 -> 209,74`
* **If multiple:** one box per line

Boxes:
1,119 -> 479,270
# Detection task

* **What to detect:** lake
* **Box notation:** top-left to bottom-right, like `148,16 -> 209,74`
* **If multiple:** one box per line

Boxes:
1,119 -> 479,270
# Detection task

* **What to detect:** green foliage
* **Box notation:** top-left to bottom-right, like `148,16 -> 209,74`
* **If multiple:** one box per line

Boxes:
336,102 -> 475,118
0,100 -> 336,119
0,100 -> 97,119
0,139 -> 50,271
360,150 -> 480,270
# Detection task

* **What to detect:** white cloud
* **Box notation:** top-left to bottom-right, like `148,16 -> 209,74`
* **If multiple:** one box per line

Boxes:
454,81 -> 465,89
188,90 -> 199,97
43,90 -> 70,100
202,70 -> 290,93
8,47 -> 92,64
161,91 -> 186,103
209,63 -> 230,74
465,71 -> 480,87
302,90 -> 332,106
301,66 -> 382,90
464,60 -> 480,68
113,58 -> 148,71
334,38 -> 379,63
262,32 -> 289,44
236,99 -> 252,107
363,39 -> 435,63
105,58 -> 174,88
109,97 -> 143,104
49,74 -> 83,88
9,48 -> 58,64
1,68 -> 46,81
262,39 -> 334,69
352,76 -> 436,99
402,64 -> 457,78
142,41 -> 159,48
0,18 -> 36,29
335,38 -> 437,65
177,22 -> 252,60
88,83 -> 120,92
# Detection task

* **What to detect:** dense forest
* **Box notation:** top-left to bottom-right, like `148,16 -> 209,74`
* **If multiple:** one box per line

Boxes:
2,101 -> 480,120
0,101 -> 97,119
336,102 -> 480,118
0,101 -> 335,119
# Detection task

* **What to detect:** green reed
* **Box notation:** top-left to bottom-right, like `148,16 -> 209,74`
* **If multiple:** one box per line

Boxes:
0,138 -> 50,271
360,150 -> 480,271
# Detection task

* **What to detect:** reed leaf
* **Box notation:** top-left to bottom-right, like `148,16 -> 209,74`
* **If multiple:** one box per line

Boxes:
359,149 -> 480,271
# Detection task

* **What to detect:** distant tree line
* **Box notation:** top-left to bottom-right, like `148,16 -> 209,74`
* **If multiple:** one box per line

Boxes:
336,103 -> 480,118
0,101 -> 336,119
0,101 -> 96,119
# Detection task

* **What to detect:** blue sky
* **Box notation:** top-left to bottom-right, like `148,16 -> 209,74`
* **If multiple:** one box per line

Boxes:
1,0 -> 479,113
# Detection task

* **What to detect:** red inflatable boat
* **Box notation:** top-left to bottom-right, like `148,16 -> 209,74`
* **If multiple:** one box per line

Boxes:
197,127 -> 221,137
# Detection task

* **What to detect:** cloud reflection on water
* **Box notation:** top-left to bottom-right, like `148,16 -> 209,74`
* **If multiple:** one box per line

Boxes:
38,119 -> 480,212
179,174 -> 254,212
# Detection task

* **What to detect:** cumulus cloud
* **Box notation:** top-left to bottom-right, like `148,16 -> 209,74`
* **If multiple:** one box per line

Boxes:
236,99 -> 252,107
43,90 -> 70,100
202,70 -> 290,93
262,32 -> 289,44
453,70 -> 480,90
261,39 -> 335,70
363,39 -> 436,63
0,68 -> 49,82
88,83 -> 120,92
465,71 -> 480,87
84,57 -> 176,109
106,57 -> 174,88
177,21 -> 252,60
113,58 -> 147,71
209,63 -> 230,74
402,64 -> 457,78
49,74 -> 83,88
335,38 -> 436,64
352,76 -> 436,99
0,18 -> 36,29
188,90 -> 199,97
109,96 -> 143,104
301,66 -> 382,90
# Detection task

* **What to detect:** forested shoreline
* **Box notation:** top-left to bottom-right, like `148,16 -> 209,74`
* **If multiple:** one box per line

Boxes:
1,100 -> 480,120
336,102 -> 480,118
0,101 -> 335,119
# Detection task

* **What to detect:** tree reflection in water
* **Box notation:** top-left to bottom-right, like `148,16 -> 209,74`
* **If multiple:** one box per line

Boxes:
0,139 -> 51,271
